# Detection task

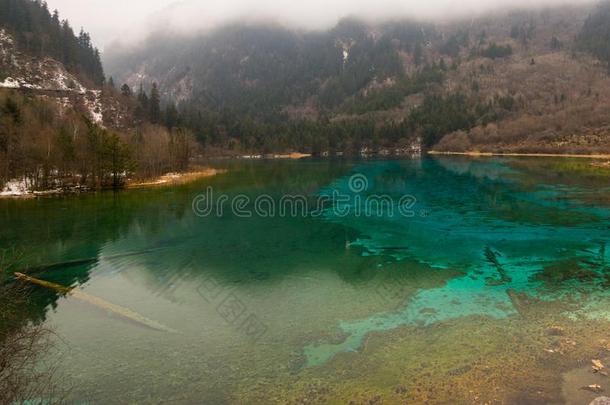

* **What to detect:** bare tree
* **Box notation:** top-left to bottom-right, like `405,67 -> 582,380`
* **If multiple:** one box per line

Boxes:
0,248 -> 65,405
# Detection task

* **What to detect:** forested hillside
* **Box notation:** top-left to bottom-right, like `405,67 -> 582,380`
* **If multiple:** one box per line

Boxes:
577,1 -> 610,65
107,2 -> 610,155
0,1 -> 199,194
3,0 -> 610,181
0,0 -> 104,85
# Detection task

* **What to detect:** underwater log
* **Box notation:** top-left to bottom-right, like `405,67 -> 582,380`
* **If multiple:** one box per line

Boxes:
23,248 -> 166,274
14,272 -> 177,333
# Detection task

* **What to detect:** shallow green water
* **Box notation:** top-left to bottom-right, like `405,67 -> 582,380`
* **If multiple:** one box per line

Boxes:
2,157 -> 610,404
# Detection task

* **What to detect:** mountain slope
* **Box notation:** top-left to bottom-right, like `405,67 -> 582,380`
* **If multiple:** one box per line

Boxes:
0,0 -> 104,85
0,27 -> 138,128
107,2 -> 610,155
0,0 -> 139,128
0,1 -> 198,194
106,19 -> 429,117
436,3 -> 610,153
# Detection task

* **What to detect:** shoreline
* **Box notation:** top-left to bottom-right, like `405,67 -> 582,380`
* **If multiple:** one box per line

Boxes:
3,151 -> 609,200
126,168 -> 224,189
239,152 -> 312,160
0,168 -> 223,199
428,151 -> 610,159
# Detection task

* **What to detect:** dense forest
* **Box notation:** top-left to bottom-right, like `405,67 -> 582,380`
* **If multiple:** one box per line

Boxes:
0,0 -> 202,192
3,0 -> 610,191
111,23 -> 508,154
0,0 -> 104,85
107,20 -> 436,118
577,1 -> 610,65
107,21 -> 457,153
0,89 -> 195,191
106,2 -> 610,155
125,83 -> 503,155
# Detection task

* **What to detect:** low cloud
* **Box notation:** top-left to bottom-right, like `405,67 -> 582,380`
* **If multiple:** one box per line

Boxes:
46,0 -> 591,49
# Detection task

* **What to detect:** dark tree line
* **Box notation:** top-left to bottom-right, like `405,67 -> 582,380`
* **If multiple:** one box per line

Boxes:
0,0 -> 104,85
107,19 -> 436,120
578,1 -> 610,65
480,43 -> 513,59
0,89 -> 196,191
116,60 -> 500,155
126,90 -> 491,155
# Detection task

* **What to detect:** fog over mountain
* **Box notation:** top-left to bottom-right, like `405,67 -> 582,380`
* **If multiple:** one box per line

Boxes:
45,0 -> 591,48
17,0 -> 608,157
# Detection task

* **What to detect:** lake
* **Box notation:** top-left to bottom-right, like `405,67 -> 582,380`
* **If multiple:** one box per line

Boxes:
2,157 -> 610,404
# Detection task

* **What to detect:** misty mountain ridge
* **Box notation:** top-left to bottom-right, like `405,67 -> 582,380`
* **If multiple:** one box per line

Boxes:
2,0 -> 610,156
105,18 -> 435,115
103,1 -> 610,154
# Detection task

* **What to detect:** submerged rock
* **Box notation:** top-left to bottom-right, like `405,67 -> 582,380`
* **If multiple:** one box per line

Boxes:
593,359 -> 608,375
545,326 -> 565,336
582,385 -> 604,394
590,397 -> 610,405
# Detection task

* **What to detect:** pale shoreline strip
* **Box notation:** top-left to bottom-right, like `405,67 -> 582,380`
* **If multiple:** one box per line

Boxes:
428,151 -> 610,159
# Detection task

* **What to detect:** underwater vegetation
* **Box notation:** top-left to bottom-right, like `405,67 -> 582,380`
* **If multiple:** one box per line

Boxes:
1,157 -> 610,403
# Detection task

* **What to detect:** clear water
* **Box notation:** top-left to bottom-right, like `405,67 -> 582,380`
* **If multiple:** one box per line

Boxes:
2,157 -> 610,404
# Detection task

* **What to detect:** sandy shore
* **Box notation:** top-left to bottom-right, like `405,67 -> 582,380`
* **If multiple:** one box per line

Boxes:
240,152 -> 312,159
126,168 -> 223,189
273,152 -> 312,159
428,151 -> 610,159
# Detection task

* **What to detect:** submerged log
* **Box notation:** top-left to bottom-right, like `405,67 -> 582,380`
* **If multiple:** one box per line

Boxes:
23,248 -> 165,274
14,272 -> 177,333
485,246 -> 512,283
506,289 -> 530,317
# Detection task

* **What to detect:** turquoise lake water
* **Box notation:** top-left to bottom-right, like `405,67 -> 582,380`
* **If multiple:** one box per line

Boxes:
1,157 -> 610,404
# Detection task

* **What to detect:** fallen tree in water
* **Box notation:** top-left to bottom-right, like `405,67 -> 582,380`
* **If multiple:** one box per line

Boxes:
14,272 -> 177,333
23,247 -> 167,274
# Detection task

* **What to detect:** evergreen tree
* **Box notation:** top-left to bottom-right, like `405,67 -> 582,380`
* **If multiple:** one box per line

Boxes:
135,84 -> 149,122
164,102 -> 179,129
413,43 -> 423,65
149,83 -> 161,124
120,84 -> 132,97
577,2 -> 610,64
0,0 -> 105,84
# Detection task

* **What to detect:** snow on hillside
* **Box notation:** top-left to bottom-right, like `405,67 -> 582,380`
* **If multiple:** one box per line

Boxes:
0,29 -> 103,124
84,90 -> 104,124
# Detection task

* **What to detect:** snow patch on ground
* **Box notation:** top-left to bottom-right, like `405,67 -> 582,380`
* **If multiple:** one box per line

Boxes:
337,40 -> 353,65
21,82 -> 43,90
0,76 -> 43,90
84,90 -> 104,125
51,69 -> 85,94
0,29 -> 13,45
0,178 -> 30,196
0,77 -> 19,88
0,29 -> 14,61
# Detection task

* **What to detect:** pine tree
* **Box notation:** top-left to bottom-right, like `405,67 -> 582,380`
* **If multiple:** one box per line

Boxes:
164,102 -> 179,129
413,43 -> 423,66
0,0 -> 104,84
120,84 -> 132,97
149,83 -> 161,124
439,58 -> 447,71
135,84 -> 149,122
52,9 -> 59,24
